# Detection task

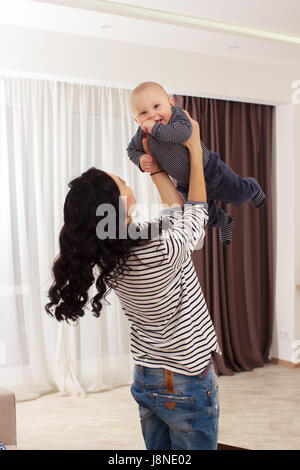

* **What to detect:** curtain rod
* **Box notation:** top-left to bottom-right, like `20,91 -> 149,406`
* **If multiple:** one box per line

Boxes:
0,71 -> 279,106
0,70 -> 134,89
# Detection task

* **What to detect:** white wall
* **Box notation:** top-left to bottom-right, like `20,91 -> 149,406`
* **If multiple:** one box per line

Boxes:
0,24 -> 299,104
1,23 -> 299,362
294,104 -> 300,359
272,105 -> 296,361
271,103 -> 300,363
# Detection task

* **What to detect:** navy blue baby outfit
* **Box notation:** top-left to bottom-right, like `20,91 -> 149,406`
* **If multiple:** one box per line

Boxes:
127,106 -> 266,245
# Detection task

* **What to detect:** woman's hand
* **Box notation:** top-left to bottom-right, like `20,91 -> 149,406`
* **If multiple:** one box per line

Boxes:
182,110 -> 201,150
142,135 -> 162,173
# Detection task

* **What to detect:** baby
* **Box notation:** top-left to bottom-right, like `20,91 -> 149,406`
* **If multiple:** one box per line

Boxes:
127,81 -> 266,245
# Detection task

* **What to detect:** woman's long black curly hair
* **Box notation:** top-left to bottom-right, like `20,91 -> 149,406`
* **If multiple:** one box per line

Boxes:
45,167 -> 157,323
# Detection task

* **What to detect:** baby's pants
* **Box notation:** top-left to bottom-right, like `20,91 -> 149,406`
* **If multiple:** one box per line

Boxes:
176,152 -> 261,228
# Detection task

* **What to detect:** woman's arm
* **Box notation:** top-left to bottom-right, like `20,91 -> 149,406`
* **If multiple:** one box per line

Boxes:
142,136 -> 184,208
182,111 -> 207,203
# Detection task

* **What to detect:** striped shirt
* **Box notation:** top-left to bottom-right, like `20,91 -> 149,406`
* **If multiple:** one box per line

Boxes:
113,202 -> 221,376
127,105 -> 210,185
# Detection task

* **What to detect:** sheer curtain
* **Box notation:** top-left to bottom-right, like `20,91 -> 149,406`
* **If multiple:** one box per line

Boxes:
0,75 -> 161,401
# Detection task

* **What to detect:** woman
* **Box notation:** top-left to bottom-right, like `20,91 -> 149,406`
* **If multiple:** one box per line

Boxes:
46,111 -> 220,450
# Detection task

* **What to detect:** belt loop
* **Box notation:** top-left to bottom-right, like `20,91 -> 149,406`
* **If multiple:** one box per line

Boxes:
203,358 -> 212,379
165,369 -> 175,394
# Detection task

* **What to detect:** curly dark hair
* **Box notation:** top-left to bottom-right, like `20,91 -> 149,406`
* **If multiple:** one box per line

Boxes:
45,167 -> 158,323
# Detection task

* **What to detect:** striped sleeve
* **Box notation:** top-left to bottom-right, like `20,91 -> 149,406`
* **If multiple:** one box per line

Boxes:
161,202 -> 208,269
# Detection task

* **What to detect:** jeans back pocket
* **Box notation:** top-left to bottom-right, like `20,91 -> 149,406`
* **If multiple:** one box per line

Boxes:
149,392 -> 194,432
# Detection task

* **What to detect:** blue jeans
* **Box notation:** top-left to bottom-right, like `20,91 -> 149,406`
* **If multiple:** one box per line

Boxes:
176,151 -> 261,228
131,359 -> 220,450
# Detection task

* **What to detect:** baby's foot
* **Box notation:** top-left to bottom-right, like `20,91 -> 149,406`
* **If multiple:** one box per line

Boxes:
247,177 -> 267,208
218,216 -> 234,246
251,189 -> 267,208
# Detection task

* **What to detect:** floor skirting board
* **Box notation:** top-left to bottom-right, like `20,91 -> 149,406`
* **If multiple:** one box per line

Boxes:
269,358 -> 300,368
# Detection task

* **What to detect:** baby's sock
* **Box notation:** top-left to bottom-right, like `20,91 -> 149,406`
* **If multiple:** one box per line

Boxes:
251,188 -> 267,208
218,215 -> 234,246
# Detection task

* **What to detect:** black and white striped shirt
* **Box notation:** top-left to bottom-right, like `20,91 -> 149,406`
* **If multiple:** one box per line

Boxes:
127,105 -> 210,185
113,202 -> 221,376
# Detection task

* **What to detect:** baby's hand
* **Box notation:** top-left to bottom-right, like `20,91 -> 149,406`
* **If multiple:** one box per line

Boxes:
141,119 -> 156,134
140,153 -> 153,172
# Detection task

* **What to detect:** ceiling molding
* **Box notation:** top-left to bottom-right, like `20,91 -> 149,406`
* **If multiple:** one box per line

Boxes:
33,0 -> 300,45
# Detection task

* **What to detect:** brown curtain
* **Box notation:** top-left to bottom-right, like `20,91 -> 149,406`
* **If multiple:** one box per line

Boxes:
174,95 -> 274,375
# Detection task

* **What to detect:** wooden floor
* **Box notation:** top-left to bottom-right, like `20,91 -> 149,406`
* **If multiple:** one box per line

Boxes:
7,363 -> 300,450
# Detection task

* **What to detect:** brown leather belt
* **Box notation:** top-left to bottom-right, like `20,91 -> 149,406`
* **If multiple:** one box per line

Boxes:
164,369 -> 175,394
164,358 -> 211,394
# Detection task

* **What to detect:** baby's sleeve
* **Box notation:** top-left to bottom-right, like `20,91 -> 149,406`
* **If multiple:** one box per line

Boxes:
127,127 -> 145,172
151,107 -> 192,143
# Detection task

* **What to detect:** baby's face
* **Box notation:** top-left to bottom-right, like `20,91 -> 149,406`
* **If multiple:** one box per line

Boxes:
132,88 -> 174,127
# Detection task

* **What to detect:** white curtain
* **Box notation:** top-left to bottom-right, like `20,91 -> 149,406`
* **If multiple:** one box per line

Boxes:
0,75 -> 161,401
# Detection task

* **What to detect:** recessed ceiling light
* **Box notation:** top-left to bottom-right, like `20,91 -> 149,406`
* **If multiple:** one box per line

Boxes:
101,24 -> 112,29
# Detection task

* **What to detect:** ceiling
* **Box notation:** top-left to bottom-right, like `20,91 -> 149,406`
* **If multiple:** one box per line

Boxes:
1,0 -> 300,69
